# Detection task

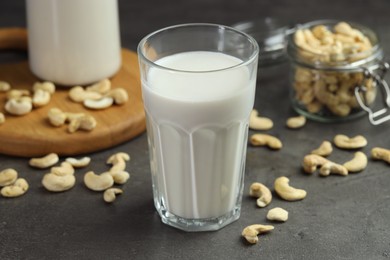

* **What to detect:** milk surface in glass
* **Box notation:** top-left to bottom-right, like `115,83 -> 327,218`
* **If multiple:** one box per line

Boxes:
142,51 -> 256,220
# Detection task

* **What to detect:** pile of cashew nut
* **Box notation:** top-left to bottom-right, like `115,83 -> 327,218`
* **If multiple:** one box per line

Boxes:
0,81 -> 55,117
68,78 -> 129,110
302,134 -> 369,177
244,112 -> 390,245
47,107 -> 97,133
0,151 -> 131,203
243,176 -> 304,244
293,22 -> 375,117
0,168 -> 29,198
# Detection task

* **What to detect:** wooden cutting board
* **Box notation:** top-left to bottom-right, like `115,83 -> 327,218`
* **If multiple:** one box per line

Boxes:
0,28 -> 146,157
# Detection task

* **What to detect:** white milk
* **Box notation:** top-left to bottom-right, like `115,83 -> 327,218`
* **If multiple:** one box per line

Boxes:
26,0 -> 121,86
142,51 -> 256,219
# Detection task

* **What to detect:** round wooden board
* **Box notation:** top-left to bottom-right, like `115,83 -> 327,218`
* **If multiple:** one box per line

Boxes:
0,49 -> 146,157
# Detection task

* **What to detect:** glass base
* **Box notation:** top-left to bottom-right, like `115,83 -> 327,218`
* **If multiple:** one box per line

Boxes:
156,202 -> 241,232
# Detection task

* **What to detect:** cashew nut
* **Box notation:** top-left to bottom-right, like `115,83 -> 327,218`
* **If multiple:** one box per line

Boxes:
65,157 -> 91,168
65,112 -> 86,122
311,141 -> 333,157
6,89 -> 29,100
249,109 -> 273,130
33,81 -> 56,94
29,153 -> 59,169
0,168 -> 18,187
5,97 -> 33,116
103,188 -> 123,203
50,162 -> 75,176
302,154 -> 330,173
42,173 -> 76,192
1,178 -> 29,198
249,182 -> 272,207
333,134 -> 367,149
106,88 -> 129,105
274,176 -> 307,201
343,151 -> 368,172
47,108 -> 67,127
32,89 -> 51,108
319,162 -> 348,176
371,147 -> 390,164
250,134 -> 282,150
86,78 -> 111,94
84,171 -> 114,191
0,112 -> 5,125
83,97 -> 114,110
107,152 -> 131,165
68,115 -> 97,133
266,207 -> 289,222
69,86 -> 103,103
241,224 -> 274,244
0,81 -> 10,92
286,115 -> 306,129
110,171 -> 130,185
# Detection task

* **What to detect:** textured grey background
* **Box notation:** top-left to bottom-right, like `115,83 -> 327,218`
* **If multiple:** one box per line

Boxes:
1,0 -> 390,259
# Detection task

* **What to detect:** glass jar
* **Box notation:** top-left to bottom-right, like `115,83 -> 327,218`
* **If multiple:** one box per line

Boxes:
287,19 -> 389,124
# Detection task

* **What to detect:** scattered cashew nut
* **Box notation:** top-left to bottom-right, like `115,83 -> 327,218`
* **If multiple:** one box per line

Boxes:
29,153 -> 59,169
103,188 -> 123,203
1,178 -> 29,198
0,168 -> 18,187
0,81 -> 11,92
68,115 -> 97,133
371,147 -> 390,164
302,154 -> 330,173
241,224 -> 274,244
84,171 -> 114,191
33,81 -> 56,94
249,109 -> 273,130
266,207 -> 289,222
333,134 -> 367,149
83,97 -> 114,110
5,97 -> 33,116
249,182 -> 272,207
286,115 -> 306,129
65,157 -> 91,168
86,78 -> 111,94
319,162 -> 348,176
110,171 -> 130,185
47,108 -> 67,127
311,141 -> 333,157
42,173 -> 76,192
343,151 -> 367,172
106,88 -> 129,105
274,176 -> 307,201
250,134 -> 282,150
69,86 -> 103,103
32,89 -> 51,108
0,112 -> 5,124
50,162 -> 75,176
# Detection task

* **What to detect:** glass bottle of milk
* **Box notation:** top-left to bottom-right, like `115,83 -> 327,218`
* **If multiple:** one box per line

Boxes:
26,0 -> 121,86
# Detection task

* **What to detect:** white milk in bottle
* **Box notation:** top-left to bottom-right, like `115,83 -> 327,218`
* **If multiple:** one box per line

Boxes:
26,0 -> 121,86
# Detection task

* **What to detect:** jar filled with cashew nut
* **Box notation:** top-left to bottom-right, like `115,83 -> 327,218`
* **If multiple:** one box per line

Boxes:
287,20 -> 388,123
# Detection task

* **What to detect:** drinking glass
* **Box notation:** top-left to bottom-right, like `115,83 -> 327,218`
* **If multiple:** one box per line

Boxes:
138,23 -> 259,231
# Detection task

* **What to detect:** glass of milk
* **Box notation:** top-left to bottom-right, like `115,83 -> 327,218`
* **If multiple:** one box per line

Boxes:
138,24 -> 259,232
26,0 -> 121,86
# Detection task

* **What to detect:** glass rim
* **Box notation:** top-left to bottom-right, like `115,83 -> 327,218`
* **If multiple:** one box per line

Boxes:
137,23 -> 259,73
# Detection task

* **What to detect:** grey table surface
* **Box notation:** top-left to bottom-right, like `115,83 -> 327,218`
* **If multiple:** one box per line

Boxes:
1,0 -> 390,259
